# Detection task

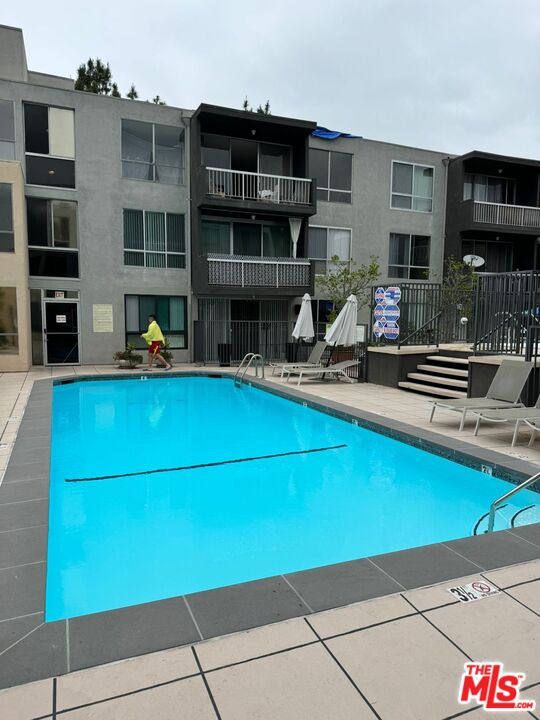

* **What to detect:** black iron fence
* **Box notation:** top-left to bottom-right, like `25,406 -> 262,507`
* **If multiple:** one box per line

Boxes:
371,282 -> 475,347
193,320 -> 367,381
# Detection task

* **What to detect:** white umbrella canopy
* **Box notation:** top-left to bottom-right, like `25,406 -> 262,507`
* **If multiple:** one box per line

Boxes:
325,294 -> 358,346
292,293 -> 314,340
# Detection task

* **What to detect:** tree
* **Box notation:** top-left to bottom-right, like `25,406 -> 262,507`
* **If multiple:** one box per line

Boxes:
75,58 -> 120,96
126,84 -> 138,100
316,256 -> 380,320
242,98 -> 271,115
152,95 -> 166,105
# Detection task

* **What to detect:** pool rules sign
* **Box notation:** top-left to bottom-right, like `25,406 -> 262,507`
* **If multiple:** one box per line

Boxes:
373,286 -> 401,340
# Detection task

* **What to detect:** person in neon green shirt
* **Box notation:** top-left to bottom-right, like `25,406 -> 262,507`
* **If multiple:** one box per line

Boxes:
141,315 -> 172,371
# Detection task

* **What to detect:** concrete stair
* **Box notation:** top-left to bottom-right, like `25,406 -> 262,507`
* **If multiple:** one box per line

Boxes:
398,353 -> 470,398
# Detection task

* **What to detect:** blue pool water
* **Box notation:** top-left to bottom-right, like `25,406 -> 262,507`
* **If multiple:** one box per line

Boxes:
46,376 -> 539,621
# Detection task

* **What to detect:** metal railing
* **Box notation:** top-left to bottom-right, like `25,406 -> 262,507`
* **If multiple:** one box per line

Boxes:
372,283 -> 473,347
474,201 -> 540,229
206,167 -> 312,205
207,254 -> 311,288
487,471 -> 540,532
193,319 -> 367,381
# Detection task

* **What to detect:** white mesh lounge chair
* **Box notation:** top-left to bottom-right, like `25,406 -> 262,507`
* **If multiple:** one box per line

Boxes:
473,393 -> 540,447
285,359 -> 359,386
270,341 -> 327,377
428,359 -> 533,431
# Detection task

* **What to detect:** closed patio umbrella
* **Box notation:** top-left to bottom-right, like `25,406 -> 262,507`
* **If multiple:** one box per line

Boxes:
325,294 -> 358,362
292,293 -> 314,359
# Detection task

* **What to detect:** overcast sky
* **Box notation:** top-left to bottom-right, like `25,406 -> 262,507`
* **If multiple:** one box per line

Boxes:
3,0 -> 540,158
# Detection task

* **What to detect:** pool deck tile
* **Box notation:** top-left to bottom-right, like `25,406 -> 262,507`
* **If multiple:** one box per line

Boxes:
426,591 -> 540,685
186,576 -> 310,638
0,612 -> 43,654
195,616 -> 316,671
0,678 -> 53,720
0,525 -> 47,570
326,614 -> 468,720
3,460 -> 50,484
308,592 -> 411,638
505,579 -> 540,614
0,497 -> 48,532
60,676 -> 216,720
0,478 -> 49,504
508,523 -> 540,547
68,597 -> 201,672
0,563 -> 46,621
284,557 -> 404,612
368,541 -> 483,589
445,529 -> 540,570
206,642 -> 376,720
57,645 -> 198,710
0,619 -> 67,689
483,558 -> 540,588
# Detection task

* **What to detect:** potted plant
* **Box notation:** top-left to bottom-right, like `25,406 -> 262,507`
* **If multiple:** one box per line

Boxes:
113,343 -> 143,369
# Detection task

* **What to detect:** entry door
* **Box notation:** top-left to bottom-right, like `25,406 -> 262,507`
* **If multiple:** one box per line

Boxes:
231,300 -> 259,361
44,301 -> 80,365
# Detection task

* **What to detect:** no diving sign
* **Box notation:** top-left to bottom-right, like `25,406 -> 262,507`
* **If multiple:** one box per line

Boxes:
448,580 -> 499,603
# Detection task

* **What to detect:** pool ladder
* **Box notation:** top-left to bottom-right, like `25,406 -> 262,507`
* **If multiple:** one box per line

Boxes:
485,470 -> 540,532
234,353 -> 265,387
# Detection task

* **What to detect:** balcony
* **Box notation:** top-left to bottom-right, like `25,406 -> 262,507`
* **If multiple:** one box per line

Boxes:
473,201 -> 540,230
197,167 -> 315,217
207,254 -> 311,289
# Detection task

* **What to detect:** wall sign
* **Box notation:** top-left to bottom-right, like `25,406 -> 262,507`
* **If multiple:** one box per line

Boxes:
54,291 -> 65,299
372,286 -> 401,340
56,315 -> 66,324
93,304 -> 114,333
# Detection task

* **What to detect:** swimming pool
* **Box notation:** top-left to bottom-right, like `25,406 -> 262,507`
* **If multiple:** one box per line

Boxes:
45,375 -> 539,621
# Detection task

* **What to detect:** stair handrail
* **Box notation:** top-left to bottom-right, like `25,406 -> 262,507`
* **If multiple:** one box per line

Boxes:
234,353 -> 265,387
487,470 -> 540,532
397,311 -> 442,350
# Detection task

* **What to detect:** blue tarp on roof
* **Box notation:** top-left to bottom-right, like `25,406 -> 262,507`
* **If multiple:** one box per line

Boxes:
311,127 -> 361,140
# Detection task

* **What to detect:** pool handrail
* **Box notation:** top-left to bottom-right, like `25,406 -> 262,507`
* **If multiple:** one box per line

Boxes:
234,353 -> 265,387
487,470 -> 540,532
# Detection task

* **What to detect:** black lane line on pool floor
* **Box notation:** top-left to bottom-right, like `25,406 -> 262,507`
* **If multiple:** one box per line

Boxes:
64,444 -> 348,483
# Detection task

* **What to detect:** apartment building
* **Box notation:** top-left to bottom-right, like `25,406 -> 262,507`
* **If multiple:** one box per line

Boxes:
0,25 -> 190,371
445,151 -> 540,272
5,24 -> 535,371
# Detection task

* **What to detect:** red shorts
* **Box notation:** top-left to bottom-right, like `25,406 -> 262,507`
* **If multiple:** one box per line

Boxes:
149,341 -> 161,354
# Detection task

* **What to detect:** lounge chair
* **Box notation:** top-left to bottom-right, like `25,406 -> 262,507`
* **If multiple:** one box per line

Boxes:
285,359 -> 359,386
270,340 -> 327,377
473,394 -> 540,447
428,359 -> 533,431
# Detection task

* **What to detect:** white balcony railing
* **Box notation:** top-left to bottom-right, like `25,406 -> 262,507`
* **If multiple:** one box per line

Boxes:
206,167 -> 312,206
473,201 -> 540,229
208,254 -> 311,288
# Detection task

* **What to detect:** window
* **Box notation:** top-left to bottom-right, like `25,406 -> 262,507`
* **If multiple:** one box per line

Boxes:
125,295 -> 187,349
463,174 -> 515,204
0,100 -> 15,160
309,149 -> 352,203
307,226 -> 351,274
27,198 -> 78,248
24,103 -> 75,188
0,183 -> 14,252
121,120 -> 184,184
310,299 -> 334,324
201,219 -> 291,257
0,287 -> 18,354
26,198 -> 78,278
201,134 -> 292,175
124,210 -> 186,268
388,233 -> 430,279
391,162 -> 433,212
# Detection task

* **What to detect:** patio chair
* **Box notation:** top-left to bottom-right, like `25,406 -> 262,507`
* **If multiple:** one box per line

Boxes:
473,393 -> 540,447
270,341 -> 327,377
285,359 -> 359,386
428,359 -> 533,431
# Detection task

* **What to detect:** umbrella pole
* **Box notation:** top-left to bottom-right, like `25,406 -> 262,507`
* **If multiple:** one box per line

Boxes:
295,338 -> 300,362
